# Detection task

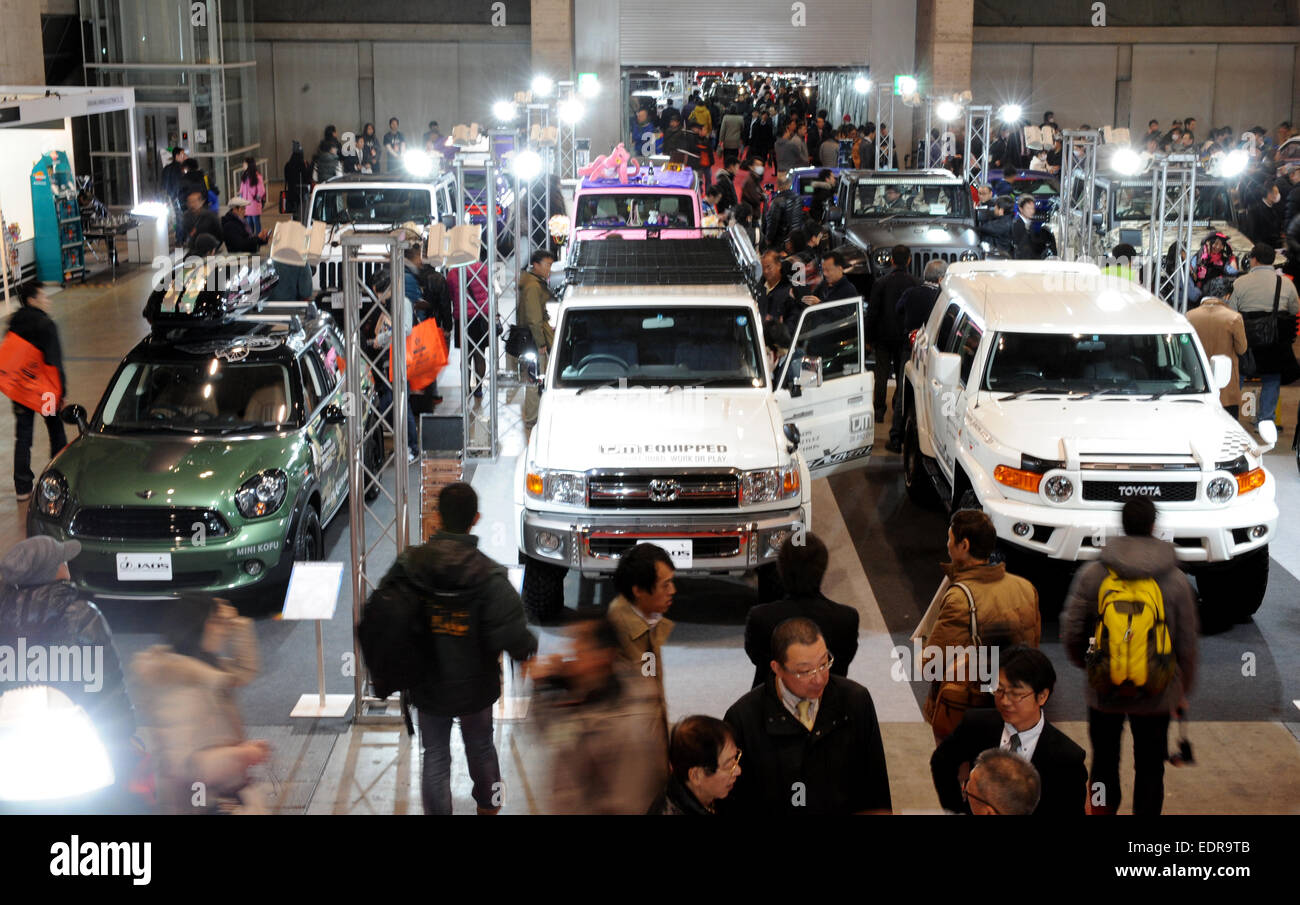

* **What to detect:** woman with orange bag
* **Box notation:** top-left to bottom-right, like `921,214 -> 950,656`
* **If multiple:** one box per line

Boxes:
0,283 -> 67,502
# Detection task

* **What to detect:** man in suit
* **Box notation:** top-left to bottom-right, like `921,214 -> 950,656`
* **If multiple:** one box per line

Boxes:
744,533 -> 859,688
931,645 -> 1087,815
1011,195 -> 1055,259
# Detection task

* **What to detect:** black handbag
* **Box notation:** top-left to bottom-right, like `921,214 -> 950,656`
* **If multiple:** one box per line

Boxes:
1241,276 -> 1283,350
505,324 -> 536,359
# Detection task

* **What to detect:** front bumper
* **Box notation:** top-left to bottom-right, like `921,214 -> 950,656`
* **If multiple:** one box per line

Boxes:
27,512 -> 294,602
519,505 -> 806,575
981,491 -> 1278,564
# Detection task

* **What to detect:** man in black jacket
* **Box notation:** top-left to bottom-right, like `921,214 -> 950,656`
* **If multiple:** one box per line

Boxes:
723,617 -> 891,815
403,483 -> 538,815
220,197 -> 269,254
764,174 -> 804,251
866,245 -> 918,448
744,533 -> 858,688
1011,195 -> 1054,259
0,536 -> 138,812
6,283 -> 67,500
714,157 -> 740,215
930,646 -> 1086,815
807,250 -> 858,304
181,188 -> 222,255
978,194 -> 1017,255
758,251 -> 800,335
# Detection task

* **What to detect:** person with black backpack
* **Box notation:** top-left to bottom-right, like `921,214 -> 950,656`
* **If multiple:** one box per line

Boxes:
1061,498 -> 1199,815
360,483 -> 537,815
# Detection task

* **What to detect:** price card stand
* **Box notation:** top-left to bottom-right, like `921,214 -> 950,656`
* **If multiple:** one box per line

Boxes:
284,561 -> 354,718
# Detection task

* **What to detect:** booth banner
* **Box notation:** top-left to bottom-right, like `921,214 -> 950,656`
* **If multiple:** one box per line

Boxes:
388,319 -> 449,392
0,331 -> 62,413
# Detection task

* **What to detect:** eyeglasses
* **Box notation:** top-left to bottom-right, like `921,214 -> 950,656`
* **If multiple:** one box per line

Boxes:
783,653 -> 834,681
718,749 -> 743,776
992,686 -> 1036,704
962,778 -> 1002,815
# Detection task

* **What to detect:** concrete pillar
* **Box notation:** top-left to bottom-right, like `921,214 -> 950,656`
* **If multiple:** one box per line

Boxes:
916,0 -> 974,99
573,0 -> 618,155
0,0 -> 45,85
531,0 -> 574,82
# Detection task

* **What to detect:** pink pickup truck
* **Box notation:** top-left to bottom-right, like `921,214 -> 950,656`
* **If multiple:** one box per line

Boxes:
570,166 -> 704,242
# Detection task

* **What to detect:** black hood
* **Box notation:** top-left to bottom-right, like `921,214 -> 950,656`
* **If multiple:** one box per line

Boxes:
401,535 -> 499,592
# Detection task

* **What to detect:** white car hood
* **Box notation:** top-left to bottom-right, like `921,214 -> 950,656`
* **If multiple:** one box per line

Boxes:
971,396 -> 1254,466
539,390 -> 781,471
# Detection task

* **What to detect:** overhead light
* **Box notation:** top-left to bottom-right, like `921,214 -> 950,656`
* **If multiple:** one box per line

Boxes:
1220,149 -> 1249,178
854,76 -> 871,94
999,103 -> 1023,124
512,149 -> 544,182
896,75 -> 918,96
558,98 -> 585,124
936,100 -> 961,122
492,100 -> 517,122
1111,147 -> 1145,176
403,149 -> 434,178
531,74 -> 554,97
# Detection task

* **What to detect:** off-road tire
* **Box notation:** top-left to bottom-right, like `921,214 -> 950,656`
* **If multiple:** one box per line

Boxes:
523,557 -> 568,623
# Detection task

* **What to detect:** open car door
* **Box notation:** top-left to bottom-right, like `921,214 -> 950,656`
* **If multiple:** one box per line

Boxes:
774,297 -> 874,479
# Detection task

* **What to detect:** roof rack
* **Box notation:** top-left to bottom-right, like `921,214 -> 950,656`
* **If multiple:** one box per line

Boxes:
566,228 -> 758,289
143,257 -> 278,328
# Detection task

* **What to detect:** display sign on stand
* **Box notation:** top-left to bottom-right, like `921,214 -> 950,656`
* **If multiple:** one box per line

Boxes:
284,560 -> 354,718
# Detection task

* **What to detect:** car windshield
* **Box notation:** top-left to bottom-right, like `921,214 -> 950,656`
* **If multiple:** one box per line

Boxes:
554,307 -> 765,388
1113,182 -> 1233,222
983,331 -> 1209,396
311,187 -> 432,224
1001,178 -> 1057,196
852,180 -> 970,218
99,360 -> 297,432
574,193 -> 696,229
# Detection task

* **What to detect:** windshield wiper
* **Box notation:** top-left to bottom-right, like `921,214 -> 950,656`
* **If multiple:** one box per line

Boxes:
668,376 -> 754,390
1076,386 -> 1128,400
995,386 -> 1058,402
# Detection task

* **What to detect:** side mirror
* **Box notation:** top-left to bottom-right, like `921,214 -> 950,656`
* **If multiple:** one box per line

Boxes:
932,350 -> 962,387
1257,419 -> 1278,453
322,403 -> 346,425
824,205 -> 843,225
783,422 -> 801,453
60,404 -> 88,431
793,355 -> 824,390
1211,354 -> 1233,390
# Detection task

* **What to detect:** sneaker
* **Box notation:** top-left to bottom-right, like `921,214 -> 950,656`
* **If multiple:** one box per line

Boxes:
407,450 -> 418,464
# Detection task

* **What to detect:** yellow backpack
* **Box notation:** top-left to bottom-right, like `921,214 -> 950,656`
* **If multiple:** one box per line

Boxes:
1085,569 -> 1176,697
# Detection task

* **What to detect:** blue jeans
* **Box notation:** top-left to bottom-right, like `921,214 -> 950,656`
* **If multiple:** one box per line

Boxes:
246,214 -> 262,235
1258,373 -> 1281,424
375,384 -> 418,456
417,706 -> 501,815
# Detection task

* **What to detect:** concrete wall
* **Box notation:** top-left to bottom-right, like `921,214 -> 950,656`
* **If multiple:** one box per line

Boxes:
2,0 -> 45,84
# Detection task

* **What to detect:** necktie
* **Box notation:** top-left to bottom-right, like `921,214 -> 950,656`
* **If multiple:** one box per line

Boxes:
796,700 -> 814,730
1009,733 -> 1022,754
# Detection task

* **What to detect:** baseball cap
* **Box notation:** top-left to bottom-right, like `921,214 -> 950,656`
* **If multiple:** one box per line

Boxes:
0,536 -> 81,587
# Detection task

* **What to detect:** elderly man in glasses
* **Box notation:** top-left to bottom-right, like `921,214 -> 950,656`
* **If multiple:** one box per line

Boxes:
963,748 -> 1041,815
721,617 -> 891,815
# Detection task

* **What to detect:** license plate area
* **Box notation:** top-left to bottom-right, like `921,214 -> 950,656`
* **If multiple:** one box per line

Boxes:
116,552 -> 173,582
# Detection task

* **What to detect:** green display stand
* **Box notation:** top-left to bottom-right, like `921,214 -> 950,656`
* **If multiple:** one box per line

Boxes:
31,151 -> 85,285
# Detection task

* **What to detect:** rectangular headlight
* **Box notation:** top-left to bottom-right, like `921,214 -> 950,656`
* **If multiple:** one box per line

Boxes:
742,467 -> 800,505
546,471 -> 586,505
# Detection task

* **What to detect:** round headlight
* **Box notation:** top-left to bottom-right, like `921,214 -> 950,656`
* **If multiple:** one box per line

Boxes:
960,250 -> 979,261
1043,475 -> 1073,503
37,472 -> 69,519
1206,476 -> 1234,503
235,469 -> 288,518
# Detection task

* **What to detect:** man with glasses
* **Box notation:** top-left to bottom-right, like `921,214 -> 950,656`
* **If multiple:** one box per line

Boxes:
722,617 -> 891,815
930,645 -> 1086,815
964,748 -> 1041,815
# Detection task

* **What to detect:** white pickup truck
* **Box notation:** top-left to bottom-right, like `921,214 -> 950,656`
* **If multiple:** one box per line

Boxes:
514,231 -> 875,620
901,260 -> 1280,623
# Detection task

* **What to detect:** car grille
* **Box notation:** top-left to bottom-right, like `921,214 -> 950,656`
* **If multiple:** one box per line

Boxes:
317,260 -> 384,291
910,249 -> 963,280
1081,481 -> 1198,503
70,507 -> 232,541
79,570 -> 224,592
587,473 -> 739,509
587,536 -> 742,559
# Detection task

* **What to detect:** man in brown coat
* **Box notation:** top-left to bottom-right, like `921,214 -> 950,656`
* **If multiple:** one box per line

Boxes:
923,509 -> 1041,743
517,249 -> 556,430
605,544 -> 676,765
1185,276 -> 1248,417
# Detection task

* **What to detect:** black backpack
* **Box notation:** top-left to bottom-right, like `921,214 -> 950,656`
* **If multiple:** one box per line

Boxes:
357,558 -> 434,702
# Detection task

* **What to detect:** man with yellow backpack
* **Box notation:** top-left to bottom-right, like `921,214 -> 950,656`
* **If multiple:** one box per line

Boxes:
1063,498 -> 1200,815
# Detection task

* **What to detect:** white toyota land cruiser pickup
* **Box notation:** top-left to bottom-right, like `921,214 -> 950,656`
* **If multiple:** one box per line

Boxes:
901,260 -> 1280,623
514,230 -> 876,620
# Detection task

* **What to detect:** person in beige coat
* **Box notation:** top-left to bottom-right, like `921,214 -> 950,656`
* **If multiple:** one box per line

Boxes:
923,510 -> 1041,743
1185,276 -> 1248,417
517,249 -> 556,430
132,596 -> 269,814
